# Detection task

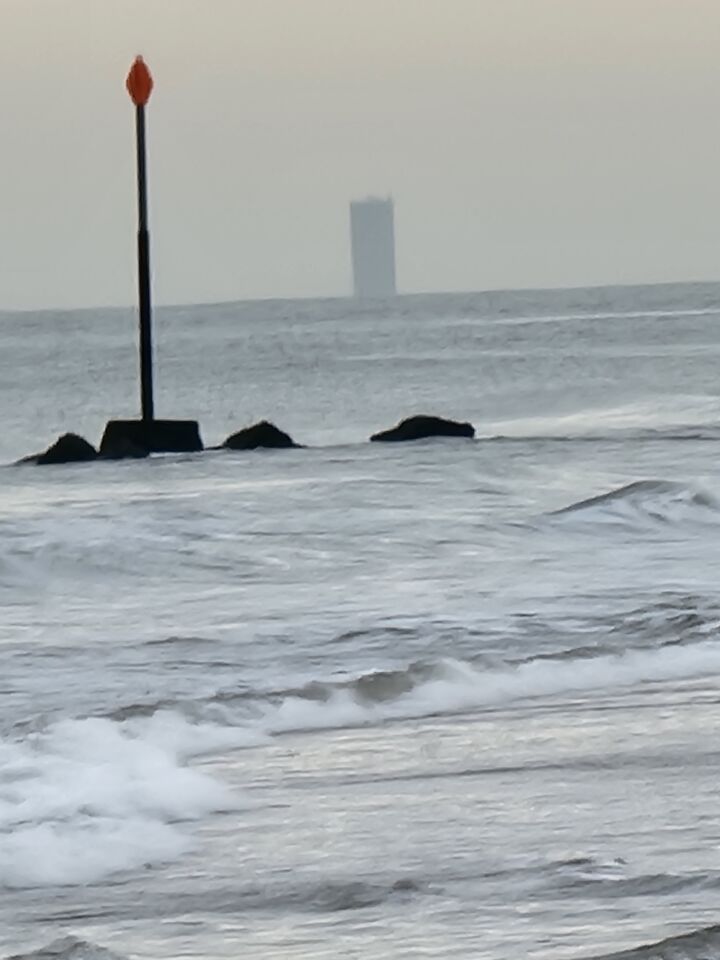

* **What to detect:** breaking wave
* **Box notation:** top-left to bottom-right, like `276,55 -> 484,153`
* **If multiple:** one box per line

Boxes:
240,642 -> 720,731
108,627 -> 720,738
549,480 -> 720,527
0,714 -> 250,889
6,598 -> 720,891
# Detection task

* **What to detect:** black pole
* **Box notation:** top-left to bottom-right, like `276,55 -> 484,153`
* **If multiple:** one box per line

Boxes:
135,102 -> 154,423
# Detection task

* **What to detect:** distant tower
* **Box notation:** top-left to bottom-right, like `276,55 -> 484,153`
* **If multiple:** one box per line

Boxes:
350,196 -> 397,298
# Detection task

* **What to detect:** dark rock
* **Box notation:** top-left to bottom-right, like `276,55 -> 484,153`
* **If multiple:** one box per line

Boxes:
100,419 -> 203,455
23,433 -> 98,465
370,415 -> 475,443
223,420 -> 299,450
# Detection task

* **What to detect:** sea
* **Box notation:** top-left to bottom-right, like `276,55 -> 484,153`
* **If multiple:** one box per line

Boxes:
2,282 -> 720,960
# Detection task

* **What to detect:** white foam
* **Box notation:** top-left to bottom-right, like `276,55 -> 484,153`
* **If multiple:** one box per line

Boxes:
6,640 -> 720,889
240,641 -> 720,735
0,715 -> 245,889
388,644 -> 720,717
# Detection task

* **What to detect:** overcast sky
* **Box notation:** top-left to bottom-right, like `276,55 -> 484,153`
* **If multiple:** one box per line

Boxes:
1,0 -> 720,309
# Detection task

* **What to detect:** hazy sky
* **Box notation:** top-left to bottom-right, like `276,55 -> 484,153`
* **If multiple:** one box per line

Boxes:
1,0 -> 720,309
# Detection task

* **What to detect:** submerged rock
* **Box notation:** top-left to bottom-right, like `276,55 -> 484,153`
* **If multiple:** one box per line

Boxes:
223,421 -> 300,450
370,415 -> 475,443
19,432 -> 98,465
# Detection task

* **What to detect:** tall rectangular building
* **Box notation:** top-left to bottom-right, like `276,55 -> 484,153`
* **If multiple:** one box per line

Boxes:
350,197 -> 397,298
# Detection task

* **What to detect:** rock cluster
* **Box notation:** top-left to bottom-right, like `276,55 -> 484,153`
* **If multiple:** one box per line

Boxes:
19,415 -> 475,465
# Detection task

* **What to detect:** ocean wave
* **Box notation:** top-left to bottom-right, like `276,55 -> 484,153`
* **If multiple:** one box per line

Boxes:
479,854 -> 715,902
6,631 -> 720,890
224,875 -> 423,913
105,631 -> 720,741
548,860 -> 711,900
252,643 -> 720,733
0,714 -> 251,889
4,939 -> 125,960
549,480 -> 720,527
585,923 -> 720,960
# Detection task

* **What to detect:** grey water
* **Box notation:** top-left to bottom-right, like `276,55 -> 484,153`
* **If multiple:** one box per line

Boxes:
2,283 -> 720,960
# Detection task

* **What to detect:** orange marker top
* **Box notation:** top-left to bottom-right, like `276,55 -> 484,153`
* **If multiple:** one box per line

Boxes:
126,56 -> 153,106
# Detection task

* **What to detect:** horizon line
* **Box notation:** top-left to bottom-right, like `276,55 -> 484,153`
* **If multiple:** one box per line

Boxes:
1,277 -> 719,317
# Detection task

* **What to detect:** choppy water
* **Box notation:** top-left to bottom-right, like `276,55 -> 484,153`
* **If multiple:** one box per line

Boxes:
2,283 -> 720,960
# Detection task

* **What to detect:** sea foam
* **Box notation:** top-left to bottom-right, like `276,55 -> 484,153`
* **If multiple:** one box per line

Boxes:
5,637 -> 720,888
178,636 -> 720,738
0,715 -> 246,888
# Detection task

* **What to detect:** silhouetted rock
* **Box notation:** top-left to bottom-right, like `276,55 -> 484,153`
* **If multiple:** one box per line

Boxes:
223,421 -> 299,450
370,415 -> 475,443
21,433 -> 98,466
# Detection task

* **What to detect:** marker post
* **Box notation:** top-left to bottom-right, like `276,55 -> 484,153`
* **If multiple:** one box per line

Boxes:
99,57 -> 203,456
126,56 -> 155,423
